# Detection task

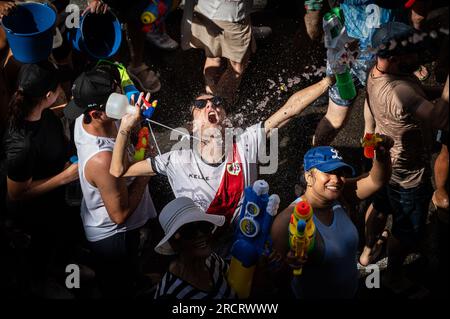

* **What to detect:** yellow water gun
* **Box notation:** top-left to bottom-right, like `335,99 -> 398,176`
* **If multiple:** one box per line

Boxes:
288,201 -> 316,276
134,127 -> 150,161
361,133 -> 383,159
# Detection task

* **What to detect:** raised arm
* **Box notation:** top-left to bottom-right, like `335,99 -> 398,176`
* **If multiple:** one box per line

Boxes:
344,137 -> 393,202
363,98 -> 375,135
264,76 -> 334,135
88,151 -> 149,225
109,100 -> 156,178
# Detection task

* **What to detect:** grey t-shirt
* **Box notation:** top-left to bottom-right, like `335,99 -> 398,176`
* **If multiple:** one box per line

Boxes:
366,71 -> 432,189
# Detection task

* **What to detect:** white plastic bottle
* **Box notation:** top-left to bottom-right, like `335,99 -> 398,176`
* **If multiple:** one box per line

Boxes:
106,93 -> 137,120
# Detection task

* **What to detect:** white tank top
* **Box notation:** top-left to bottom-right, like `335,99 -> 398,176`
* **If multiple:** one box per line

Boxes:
74,116 -> 157,242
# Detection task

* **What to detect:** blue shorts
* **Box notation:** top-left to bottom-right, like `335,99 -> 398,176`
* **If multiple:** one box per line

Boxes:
373,182 -> 433,247
326,58 -> 374,107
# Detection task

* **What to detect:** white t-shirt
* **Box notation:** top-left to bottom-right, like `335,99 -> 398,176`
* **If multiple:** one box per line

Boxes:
149,122 -> 265,221
75,116 -> 157,242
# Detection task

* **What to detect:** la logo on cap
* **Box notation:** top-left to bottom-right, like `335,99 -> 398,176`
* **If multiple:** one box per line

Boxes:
331,148 -> 342,160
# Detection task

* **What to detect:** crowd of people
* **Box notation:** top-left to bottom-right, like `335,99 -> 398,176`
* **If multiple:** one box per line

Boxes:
0,0 -> 448,299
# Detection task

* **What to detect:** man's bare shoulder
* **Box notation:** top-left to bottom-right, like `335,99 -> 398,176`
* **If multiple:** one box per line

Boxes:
85,151 -> 113,177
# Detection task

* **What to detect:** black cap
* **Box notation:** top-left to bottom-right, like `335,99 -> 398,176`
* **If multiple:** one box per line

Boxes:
64,65 -> 119,120
18,62 -> 59,97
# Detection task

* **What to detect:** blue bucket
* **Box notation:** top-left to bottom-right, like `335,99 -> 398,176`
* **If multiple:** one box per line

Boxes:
1,2 -> 57,63
69,10 -> 122,60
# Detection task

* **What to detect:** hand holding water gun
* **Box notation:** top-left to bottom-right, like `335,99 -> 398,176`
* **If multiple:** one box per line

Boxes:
227,180 -> 280,299
106,92 -> 158,121
361,133 -> 383,159
288,200 -> 316,276
134,127 -> 150,161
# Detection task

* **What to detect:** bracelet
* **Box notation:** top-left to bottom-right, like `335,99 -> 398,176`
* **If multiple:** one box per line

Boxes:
120,129 -> 130,136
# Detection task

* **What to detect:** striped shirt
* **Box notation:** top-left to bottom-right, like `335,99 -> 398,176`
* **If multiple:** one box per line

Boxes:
154,253 -> 236,299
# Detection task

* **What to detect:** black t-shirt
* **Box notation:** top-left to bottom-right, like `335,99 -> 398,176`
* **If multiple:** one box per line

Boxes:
4,109 -> 69,225
5,109 -> 68,183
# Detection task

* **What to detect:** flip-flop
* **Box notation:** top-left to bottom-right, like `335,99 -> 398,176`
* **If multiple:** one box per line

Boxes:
127,64 -> 161,93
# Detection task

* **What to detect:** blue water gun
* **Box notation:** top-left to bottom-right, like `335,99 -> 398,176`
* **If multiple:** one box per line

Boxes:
227,180 -> 280,298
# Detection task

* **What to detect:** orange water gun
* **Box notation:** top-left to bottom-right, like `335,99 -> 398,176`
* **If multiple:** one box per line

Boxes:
288,201 -> 316,276
361,133 -> 383,159
134,127 -> 150,161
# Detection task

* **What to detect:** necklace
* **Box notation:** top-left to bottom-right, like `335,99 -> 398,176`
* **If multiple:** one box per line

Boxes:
375,63 -> 387,74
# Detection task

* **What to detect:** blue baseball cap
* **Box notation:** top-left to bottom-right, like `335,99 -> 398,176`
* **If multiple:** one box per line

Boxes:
304,146 -> 355,176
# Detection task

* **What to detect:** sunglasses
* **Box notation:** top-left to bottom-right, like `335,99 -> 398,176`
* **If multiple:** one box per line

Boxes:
177,221 -> 214,240
193,96 -> 225,109
322,167 -> 352,178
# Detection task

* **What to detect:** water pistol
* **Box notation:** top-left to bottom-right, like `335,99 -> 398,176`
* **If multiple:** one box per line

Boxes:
323,7 -> 357,100
134,127 -> 150,161
133,99 -> 157,160
142,98 -> 158,119
361,133 -> 383,159
227,180 -> 280,299
141,0 -> 179,33
288,200 -> 316,276
106,93 -> 158,121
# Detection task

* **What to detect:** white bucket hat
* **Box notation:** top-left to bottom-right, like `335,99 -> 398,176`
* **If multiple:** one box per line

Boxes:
155,197 -> 226,255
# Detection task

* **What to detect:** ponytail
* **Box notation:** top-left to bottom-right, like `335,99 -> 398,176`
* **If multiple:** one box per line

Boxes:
7,89 -> 42,131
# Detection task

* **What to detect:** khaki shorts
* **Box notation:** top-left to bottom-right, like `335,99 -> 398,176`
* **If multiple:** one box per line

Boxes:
190,11 -> 256,63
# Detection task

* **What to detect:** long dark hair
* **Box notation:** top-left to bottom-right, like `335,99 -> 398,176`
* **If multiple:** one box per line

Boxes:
7,89 -> 44,131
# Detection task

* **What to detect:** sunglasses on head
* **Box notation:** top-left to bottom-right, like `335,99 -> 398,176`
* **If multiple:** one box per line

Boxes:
177,221 -> 214,240
193,96 -> 225,109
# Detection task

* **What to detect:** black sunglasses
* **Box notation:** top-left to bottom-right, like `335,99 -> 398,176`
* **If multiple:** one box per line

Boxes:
324,167 -> 352,178
193,96 -> 225,109
177,221 -> 214,240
